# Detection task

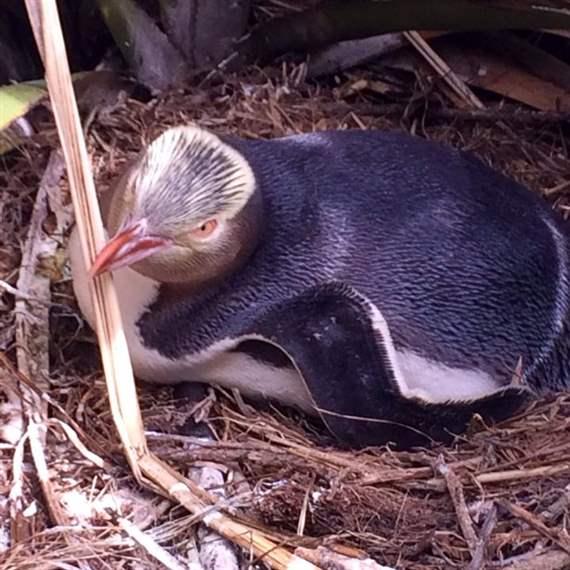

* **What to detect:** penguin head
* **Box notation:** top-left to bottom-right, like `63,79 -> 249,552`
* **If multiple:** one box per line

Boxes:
90,125 -> 262,284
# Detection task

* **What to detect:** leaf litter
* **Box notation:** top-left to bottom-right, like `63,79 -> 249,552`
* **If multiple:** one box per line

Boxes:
0,60 -> 569,569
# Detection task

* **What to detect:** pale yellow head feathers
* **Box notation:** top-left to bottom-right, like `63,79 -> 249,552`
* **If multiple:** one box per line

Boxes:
98,124 -> 262,284
126,124 -> 256,235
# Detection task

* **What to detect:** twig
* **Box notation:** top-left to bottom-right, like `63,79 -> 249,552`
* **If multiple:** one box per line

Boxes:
436,456 -> 478,555
25,0 -> 148,479
308,30 -> 449,78
479,464 -> 570,485
0,352 -> 112,461
547,29 -> 570,40
233,0 -> 570,68
0,280 -> 51,305
27,420 -> 70,527
8,432 -> 30,544
9,144 -> 92,563
29,419 -> 92,570
162,432 -> 570,493
0,369 -> 24,446
427,107 -> 570,125
418,463 -> 570,492
314,100 -> 570,125
15,150 -> 65,424
22,6 -> 322,566
498,500 -> 570,554
190,463 -> 239,570
297,474 -> 314,537
295,546 -> 394,569
119,517 -> 187,570
404,30 -> 484,110
48,419 -> 109,470
307,33 -> 407,78
6,147 -> 66,556
467,504 -> 497,570
541,485 -> 570,522
501,548 -> 570,570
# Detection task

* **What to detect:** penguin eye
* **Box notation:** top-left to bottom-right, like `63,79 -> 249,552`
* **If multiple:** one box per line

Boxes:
190,219 -> 218,239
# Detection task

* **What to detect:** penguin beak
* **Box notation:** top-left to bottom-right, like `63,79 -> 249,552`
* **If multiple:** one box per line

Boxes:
89,219 -> 171,278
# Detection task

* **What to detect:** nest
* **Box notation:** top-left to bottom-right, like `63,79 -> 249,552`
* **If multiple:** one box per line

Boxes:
1,63 -> 569,569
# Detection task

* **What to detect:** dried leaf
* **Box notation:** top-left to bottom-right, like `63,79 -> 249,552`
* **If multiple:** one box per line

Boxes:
440,44 -> 570,112
96,0 -> 188,91
158,0 -> 250,68
386,42 -> 570,112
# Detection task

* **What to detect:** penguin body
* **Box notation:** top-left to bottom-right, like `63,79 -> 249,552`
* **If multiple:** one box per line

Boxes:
69,128 -> 569,448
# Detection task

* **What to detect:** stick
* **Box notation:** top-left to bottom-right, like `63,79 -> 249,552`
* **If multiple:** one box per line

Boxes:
23,2 -> 319,567
498,500 -> 570,554
119,517 -> 187,570
404,31 -> 484,110
24,0 -> 147,477
191,464 -> 239,570
295,546 -> 395,570
427,107 -> 570,124
502,548 -> 570,570
436,457 -> 478,554
8,432 -> 30,544
14,150 -> 65,426
234,0 -> 570,68
466,504 -> 497,570
28,421 -> 71,527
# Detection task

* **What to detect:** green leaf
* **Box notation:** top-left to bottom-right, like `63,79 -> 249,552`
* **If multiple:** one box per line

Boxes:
0,82 -> 47,155
0,82 -> 46,131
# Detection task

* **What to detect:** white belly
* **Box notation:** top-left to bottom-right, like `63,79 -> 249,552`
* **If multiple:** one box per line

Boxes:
69,226 -> 500,411
397,350 -> 500,402
68,226 -> 312,410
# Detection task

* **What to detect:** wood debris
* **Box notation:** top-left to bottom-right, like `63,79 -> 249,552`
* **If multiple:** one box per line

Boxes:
0,18 -> 569,569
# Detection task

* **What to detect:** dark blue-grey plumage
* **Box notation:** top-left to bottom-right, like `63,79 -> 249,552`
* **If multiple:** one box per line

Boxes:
67,127 -> 569,448
138,130 -> 569,396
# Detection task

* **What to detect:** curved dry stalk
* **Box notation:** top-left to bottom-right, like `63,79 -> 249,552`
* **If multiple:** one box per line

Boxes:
21,1 -> 320,567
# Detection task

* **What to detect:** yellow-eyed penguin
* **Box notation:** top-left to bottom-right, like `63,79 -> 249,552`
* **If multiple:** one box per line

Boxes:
69,125 -> 569,448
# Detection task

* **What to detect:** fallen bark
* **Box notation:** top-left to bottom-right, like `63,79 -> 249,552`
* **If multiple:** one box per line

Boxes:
233,0 -> 570,68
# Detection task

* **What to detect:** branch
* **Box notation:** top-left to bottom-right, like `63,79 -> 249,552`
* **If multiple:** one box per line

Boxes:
233,0 -> 570,68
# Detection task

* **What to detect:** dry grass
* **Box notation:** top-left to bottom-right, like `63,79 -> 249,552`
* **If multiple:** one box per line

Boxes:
0,61 -> 569,569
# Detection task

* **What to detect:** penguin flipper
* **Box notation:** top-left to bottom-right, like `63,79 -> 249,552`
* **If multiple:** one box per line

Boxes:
245,282 -> 533,449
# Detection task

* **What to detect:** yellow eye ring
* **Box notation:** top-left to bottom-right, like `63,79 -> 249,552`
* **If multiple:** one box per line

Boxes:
190,219 -> 218,238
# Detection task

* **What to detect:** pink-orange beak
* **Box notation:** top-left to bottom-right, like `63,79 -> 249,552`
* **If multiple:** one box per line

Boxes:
89,220 -> 171,278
